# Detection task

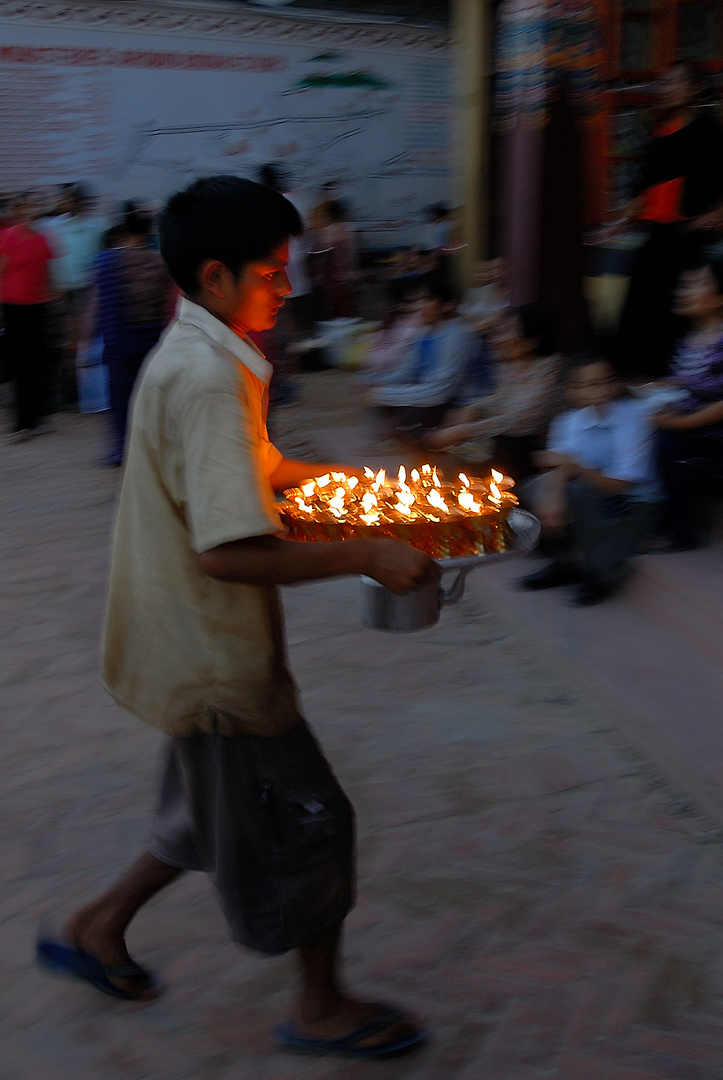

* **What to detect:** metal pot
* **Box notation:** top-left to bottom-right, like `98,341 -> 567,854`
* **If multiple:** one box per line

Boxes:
359,569 -> 471,633
357,509 -> 542,633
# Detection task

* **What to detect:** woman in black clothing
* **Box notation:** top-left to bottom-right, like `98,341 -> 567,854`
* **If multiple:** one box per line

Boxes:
615,62 -> 723,381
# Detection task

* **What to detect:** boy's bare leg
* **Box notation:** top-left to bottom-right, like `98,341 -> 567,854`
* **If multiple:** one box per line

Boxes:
293,922 -> 420,1048
63,852 -> 182,998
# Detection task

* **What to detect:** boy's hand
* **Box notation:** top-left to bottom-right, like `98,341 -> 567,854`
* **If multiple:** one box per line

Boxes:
364,539 -> 441,595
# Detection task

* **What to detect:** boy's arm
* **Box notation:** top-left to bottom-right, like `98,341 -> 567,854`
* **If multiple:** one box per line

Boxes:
268,458 -> 362,493
655,401 -> 723,430
547,457 -> 632,496
198,534 -> 440,595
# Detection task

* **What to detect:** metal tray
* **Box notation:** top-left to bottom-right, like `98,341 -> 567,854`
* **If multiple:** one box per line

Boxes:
434,508 -> 541,571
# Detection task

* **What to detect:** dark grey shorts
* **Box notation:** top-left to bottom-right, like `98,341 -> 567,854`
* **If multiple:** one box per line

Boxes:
150,720 -> 356,956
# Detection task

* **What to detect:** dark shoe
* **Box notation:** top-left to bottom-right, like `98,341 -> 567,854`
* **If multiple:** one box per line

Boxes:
274,1011 -> 428,1059
36,933 -> 163,1000
570,581 -> 614,607
519,563 -> 582,591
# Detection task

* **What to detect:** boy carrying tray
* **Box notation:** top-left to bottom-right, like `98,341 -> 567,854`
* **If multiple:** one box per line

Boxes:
37,177 -> 438,1059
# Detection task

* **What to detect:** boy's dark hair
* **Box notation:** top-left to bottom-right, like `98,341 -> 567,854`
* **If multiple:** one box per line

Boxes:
158,175 -> 302,296
325,198 -> 349,224
421,273 -> 459,306
426,202 -> 450,222
258,163 -> 288,193
103,222 -> 127,249
123,200 -> 153,238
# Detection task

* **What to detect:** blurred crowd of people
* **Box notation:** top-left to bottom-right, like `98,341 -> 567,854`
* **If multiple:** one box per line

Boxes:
0,183 -> 175,464
356,59 -> 723,605
0,170 -> 376,461
2,57 -> 722,611
360,245 -> 723,603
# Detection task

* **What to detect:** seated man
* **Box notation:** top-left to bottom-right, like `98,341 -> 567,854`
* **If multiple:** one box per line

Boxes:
366,276 -> 472,442
360,282 -> 425,387
426,305 -> 561,481
520,357 -> 661,606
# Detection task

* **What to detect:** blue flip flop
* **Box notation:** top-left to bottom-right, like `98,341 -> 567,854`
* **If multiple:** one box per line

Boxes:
274,1012 -> 428,1058
35,935 -> 162,1001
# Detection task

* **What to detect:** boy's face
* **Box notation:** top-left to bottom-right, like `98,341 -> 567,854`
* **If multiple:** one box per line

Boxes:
200,240 -> 292,335
569,361 -> 617,410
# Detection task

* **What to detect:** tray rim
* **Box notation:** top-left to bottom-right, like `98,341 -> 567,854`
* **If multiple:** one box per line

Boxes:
434,508 -> 541,571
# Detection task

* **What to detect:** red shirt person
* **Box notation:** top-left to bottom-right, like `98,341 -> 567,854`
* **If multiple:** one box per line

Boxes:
0,193 -> 55,437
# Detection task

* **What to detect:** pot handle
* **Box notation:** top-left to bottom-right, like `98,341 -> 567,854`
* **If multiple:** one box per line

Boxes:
440,567 -> 471,607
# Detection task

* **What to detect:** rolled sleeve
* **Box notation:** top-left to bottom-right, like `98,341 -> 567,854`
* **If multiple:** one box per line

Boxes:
181,390 -> 282,553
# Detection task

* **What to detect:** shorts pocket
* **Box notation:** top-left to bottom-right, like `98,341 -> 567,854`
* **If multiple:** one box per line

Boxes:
259,777 -> 354,872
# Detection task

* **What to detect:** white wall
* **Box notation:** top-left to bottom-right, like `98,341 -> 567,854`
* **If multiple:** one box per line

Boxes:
0,0 -> 452,245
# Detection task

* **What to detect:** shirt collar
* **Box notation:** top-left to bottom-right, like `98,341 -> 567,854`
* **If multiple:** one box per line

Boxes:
177,297 -> 273,386
577,403 -> 615,429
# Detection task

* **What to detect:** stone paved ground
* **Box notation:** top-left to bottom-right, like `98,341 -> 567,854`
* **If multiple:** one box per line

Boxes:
4,379 -> 723,1080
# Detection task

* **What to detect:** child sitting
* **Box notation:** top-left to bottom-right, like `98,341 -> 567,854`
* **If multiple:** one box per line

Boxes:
426,305 -> 561,481
366,276 -> 472,441
520,357 -> 661,606
654,260 -> 723,549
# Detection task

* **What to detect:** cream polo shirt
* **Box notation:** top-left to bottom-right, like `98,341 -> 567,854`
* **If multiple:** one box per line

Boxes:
101,298 -> 303,738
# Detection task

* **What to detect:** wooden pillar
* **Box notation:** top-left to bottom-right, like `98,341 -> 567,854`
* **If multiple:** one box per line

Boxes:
452,0 -> 491,288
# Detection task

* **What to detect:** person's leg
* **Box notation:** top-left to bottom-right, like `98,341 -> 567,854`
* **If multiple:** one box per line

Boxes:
616,225 -> 686,379
63,853 -> 182,996
291,921 -> 420,1048
105,357 -> 126,465
3,305 -> 26,433
59,737 -> 198,996
25,305 -> 48,429
656,429 -> 703,548
568,480 -> 652,597
518,472 -> 581,588
106,351 -> 146,465
205,724 -> 424,1050
8,305 -> 43,432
